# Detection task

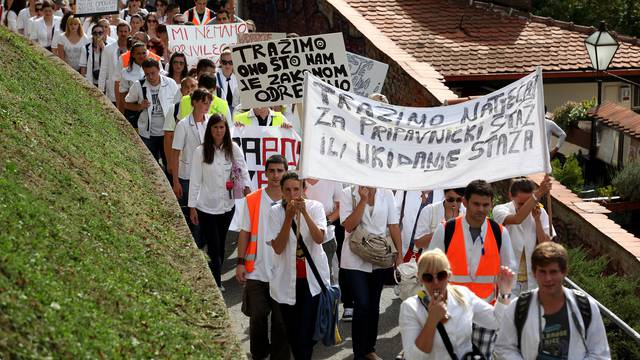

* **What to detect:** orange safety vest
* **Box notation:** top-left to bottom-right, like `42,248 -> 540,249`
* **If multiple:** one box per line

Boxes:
446,216 -> 501,303
243,188 -> 263,273
120,50 -> 162,69
185,8 -> 213,25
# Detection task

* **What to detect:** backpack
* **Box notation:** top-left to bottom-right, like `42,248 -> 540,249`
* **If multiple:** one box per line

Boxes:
443,218 -> 502,253
123,79 -> 147,129
514,289 -> 592,350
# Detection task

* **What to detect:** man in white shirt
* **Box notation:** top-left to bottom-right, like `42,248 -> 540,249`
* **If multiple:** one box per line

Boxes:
495,242 -> 610,359
235,155 -> 290,360
428,180 -> 516,359
98,22 -> 130,104
120,0 -> 148,22
16,0 -> 37,36
216,48 -> 240,111
492,175 -> 553,295
124,58 -> 177,171
268,171 -> 328,360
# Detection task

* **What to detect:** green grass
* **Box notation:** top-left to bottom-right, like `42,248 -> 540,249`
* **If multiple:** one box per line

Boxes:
0,27 -> 239,357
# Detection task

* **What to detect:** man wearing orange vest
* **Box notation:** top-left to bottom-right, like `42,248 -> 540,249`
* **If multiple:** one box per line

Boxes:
183,0 -> 213,25
235,154 -> 290,360
428,179 -> 516,359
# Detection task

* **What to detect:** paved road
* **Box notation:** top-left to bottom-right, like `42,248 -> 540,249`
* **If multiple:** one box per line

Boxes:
219,232 -> 404,359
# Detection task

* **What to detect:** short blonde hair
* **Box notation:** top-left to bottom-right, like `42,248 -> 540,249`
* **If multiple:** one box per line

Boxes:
417,249 -> 467,307
65,16 -> 84,37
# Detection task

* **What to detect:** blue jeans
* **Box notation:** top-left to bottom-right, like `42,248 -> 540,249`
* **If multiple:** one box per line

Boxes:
178,178 -> 202,247
278,279 -> 319,360
343,268 -> 387,359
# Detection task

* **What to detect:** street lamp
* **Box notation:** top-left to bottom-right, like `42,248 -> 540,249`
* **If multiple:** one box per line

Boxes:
584,21 -> 619,168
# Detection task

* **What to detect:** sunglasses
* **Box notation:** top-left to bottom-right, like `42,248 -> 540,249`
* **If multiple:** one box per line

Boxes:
221,60 -> 233,65
422,270 -> 448,283
92,31 -> 104,36
446,197 -> 463,203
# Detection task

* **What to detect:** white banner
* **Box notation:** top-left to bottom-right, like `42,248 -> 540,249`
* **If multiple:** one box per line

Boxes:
347,52 -> 389,96
167,24 -> 247,69
75,0 -> 119,16
231,33 -> 351,108
300,69 -> 551,190
231,126 -> 301,189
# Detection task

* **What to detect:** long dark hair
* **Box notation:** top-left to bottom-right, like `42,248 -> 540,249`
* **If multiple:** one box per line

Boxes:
202,114 -> 233,165
128,42 -> 147,70
168,52 -> 188,80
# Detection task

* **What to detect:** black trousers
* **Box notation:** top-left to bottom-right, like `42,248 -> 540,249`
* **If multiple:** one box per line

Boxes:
197,208 -> 234,286
278,279 -> 320,360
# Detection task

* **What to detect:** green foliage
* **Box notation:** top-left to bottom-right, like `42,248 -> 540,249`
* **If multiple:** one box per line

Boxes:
568,247 -> 640,359
612,161 -> 640,201
552,155 -> 585,193
552,98 -> 597,131
596,184 -> 617,198
532,0 -> 640,38
0,28 -> 235,357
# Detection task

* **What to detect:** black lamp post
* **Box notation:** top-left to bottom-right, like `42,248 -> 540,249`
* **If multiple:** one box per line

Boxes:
584,21 -> 619,166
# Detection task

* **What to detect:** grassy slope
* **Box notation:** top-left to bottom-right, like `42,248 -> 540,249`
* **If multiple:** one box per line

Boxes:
0,27 -> 240,358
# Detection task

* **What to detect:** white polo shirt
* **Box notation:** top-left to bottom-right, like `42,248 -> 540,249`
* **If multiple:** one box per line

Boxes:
267,199 -> 329,305
171,114 -> 207,180
339,186 -> 399,272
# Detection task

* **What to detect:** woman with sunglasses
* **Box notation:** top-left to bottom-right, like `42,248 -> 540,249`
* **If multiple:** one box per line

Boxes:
29,0 -> 60,51
167,52 -> 188,85
413,188 -> 466,250
143,12 -> 159,39
399,249 -> 514,360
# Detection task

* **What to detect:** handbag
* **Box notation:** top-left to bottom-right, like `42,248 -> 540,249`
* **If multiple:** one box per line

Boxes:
292,216 -> 342,346
396,201 -> 430,300
417,291 -> 486,360
347,187 -> 397,268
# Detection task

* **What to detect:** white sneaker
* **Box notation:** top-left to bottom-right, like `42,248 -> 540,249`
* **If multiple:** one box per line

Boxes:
342,307 -> 353,321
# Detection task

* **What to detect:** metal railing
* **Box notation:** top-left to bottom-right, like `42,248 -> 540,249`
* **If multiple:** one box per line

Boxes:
564,277 -> 640,345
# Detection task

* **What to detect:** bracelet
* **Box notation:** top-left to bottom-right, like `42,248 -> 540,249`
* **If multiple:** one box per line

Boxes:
237,258 -> 245,265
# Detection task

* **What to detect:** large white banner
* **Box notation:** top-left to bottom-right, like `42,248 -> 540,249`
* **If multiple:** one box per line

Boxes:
231,33 -> 351,108
75,0 -> 119,16
167,24 -> 247,69
347,52 -> 389,96
231,126 -> 301,189
300,69 -> 550,190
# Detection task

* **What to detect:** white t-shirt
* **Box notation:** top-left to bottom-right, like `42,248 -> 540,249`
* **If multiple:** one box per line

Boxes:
58,34 -> 90,71
339,186 -> 399,272
492,201 -> 555,290
414,201 -> 467,244
238,189 -> 278,282
119,7 -> 148,22
304,179 -> 342,215
171,115 -> 207,180
267,199 -> 329,305
30,16 -> 60,48
16,7 -> 34,35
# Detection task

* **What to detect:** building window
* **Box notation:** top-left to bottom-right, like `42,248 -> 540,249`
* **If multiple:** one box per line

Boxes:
633,85 -> 640,111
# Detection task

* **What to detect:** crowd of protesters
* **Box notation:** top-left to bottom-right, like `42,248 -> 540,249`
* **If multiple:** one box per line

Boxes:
1,1 -> 609,359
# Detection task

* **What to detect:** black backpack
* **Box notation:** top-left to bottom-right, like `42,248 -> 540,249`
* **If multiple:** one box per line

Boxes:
514,289 -> 592,350
443,218 -> 502,253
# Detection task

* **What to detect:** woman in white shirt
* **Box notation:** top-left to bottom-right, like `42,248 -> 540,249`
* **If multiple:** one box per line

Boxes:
339,185 -> 403,360
57,15 -> 88,71
29,0 -> 60,51
2,0 -> 23,32
189,113 -> 250,290
399,249 -> 514,360
268,171 -> 329,360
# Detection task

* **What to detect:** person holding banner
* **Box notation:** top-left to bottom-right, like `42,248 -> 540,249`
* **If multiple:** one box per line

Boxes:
188,113 -> 250,290
235,154 -> 291,360
182,0 -> 212,26
492,175 -> 553,295
339,184 -> 403,360
268,171 -> 329,360
427,180 -> 516,359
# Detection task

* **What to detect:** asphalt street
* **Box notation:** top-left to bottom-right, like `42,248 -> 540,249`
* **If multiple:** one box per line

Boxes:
219,232 -> 404,359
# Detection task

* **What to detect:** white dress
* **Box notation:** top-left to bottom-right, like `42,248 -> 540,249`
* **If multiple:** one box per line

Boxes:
59,34 -> 89,71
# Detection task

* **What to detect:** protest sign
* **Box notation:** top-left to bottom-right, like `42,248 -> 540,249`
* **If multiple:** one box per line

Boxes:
231,33 -> 351,108
75,0 -> 119,16
231,126 -> 301,189
347,52 -> 389,96
238,32 -> 286,44
300,69 -> 550,190
167,24 -> 247,69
